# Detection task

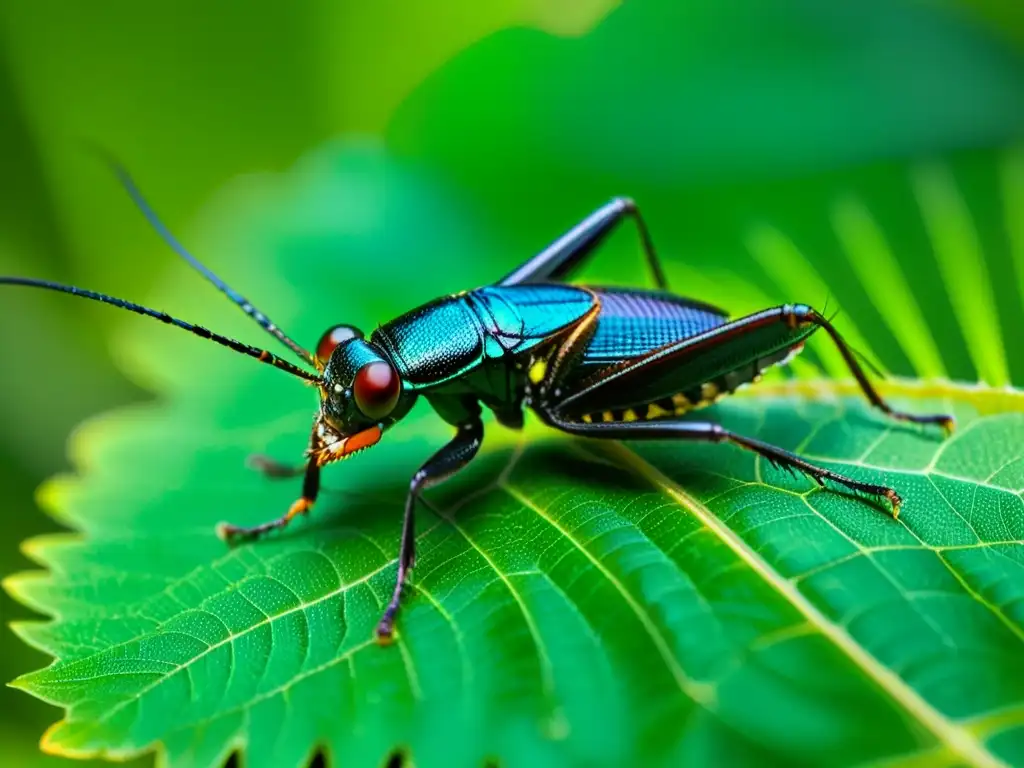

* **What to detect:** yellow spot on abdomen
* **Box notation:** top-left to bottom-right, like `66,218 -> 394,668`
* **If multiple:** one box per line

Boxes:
623,409 -> 638,422
528,359 -> 547,385
646,403 -> 672,419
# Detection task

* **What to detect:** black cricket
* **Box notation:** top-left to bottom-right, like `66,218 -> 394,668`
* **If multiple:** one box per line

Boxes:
0,166 -> 954,641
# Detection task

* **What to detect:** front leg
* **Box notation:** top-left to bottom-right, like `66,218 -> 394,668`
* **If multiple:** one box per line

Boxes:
218,458 -> 321,541
377,417 -> 485,642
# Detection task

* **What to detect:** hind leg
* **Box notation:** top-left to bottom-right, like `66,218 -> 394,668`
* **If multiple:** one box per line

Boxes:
784,305 -> 954,434
537,410 -> 903,516
499,198 -> 669,290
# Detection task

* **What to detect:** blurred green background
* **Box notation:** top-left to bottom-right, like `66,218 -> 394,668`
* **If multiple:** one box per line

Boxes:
0,2 -> 1021,765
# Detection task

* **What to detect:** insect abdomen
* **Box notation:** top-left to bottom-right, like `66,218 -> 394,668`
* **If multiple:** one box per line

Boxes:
574,340 -> 805,424
558,304 -> 818,416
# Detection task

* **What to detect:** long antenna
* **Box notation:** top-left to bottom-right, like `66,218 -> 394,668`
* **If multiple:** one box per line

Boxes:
0,277 -> 320,383
95,150 -> 318,368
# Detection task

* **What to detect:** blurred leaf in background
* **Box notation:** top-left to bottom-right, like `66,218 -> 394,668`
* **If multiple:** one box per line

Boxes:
388,0 -> 1024,386
0,0 -> 1021,765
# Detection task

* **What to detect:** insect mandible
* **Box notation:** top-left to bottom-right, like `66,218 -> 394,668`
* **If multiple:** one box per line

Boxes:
0,164 -> 954,642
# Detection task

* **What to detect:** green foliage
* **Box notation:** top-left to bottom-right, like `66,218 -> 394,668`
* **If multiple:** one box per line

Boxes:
1,3 -> 1022,765
392,1 -> 1024,182
6,143 -> 1024,767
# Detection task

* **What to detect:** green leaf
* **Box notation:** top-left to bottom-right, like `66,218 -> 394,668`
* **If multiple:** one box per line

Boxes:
7,141 -> 1024,767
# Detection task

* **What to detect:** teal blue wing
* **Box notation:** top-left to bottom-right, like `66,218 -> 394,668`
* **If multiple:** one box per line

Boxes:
582,288 -> 729,367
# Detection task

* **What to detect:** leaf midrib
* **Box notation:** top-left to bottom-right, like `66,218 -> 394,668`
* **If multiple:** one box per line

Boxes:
606,441 -> 1005,768
502,481 -> 716,708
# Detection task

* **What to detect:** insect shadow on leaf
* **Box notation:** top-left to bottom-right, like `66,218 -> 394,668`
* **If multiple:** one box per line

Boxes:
512,440 -> 653,497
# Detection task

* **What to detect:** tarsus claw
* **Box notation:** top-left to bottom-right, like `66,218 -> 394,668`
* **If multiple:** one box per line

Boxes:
376,621 -> 396,645
882,488 -> 902,519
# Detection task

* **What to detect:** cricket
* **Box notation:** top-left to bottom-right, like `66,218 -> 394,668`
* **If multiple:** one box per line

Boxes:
0,167 -> 955,642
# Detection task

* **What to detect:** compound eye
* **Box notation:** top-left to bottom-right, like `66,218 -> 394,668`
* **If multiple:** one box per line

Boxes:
353,361 -> 401,420
316,324 -> 362,364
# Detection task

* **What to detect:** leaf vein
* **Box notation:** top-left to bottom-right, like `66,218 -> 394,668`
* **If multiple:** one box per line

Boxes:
502,480 -> 715,708
609,442 -> 1004,768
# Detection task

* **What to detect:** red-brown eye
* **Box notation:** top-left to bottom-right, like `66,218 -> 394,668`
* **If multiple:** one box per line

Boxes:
353,361 -> 401,420
316,324 -> 362,364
